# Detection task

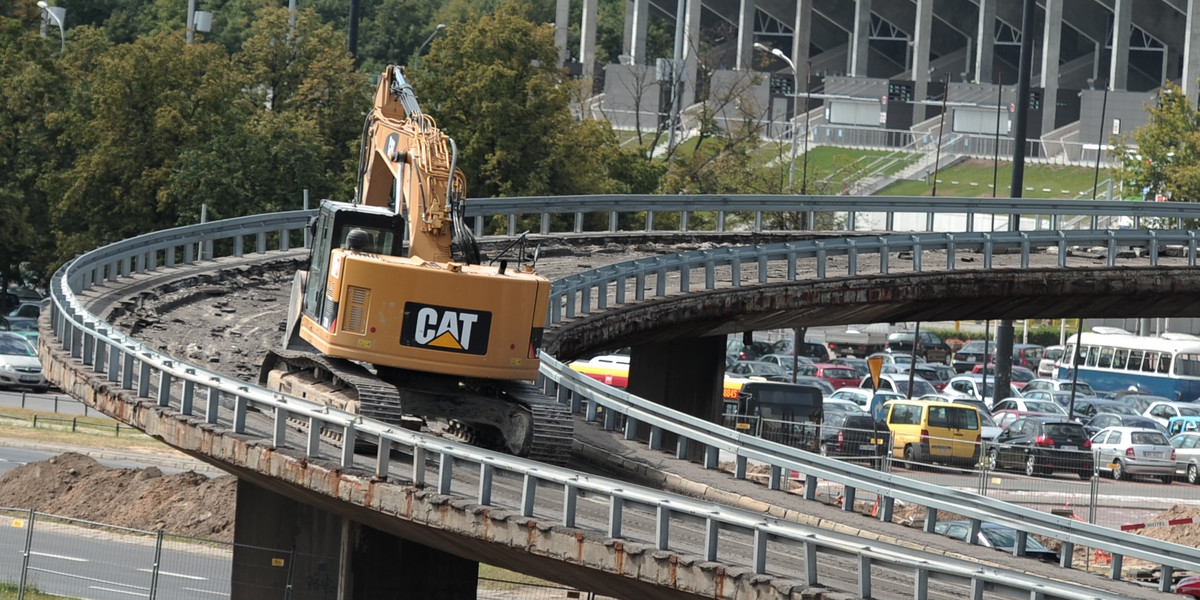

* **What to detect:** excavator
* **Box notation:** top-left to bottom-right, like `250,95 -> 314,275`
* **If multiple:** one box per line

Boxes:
259,65 -> 573,464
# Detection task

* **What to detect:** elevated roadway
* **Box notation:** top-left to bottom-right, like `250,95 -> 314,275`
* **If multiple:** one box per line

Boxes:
38,196 -> 1200,599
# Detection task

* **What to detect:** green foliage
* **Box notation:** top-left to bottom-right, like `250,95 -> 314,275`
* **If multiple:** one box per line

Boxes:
1113,80 -> 1200,205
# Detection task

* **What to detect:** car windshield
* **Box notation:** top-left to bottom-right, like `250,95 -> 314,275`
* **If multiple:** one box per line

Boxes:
0,337 -> 35,357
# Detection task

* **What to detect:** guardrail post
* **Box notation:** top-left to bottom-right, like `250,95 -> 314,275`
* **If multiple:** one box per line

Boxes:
674,435 -> 688,460
913,568 -> 928,600
521,474 -> 536,517
858,555 -> 872,599
572,211 -> 583,234
180,373 -> 195,414
1058,541 -> 1073,568
923,507 -> 937,533
1109,554 -> 1123,581
804,540 -> 818,586
279,228 -> 290,251
704,517 -> 718,561
438,452 -> 453,494
734,455 -> 747,479
648,426 -> 662,450
645,211 -> 655,232
563,483 -> 577,528
608,496 -> 623,538
82,331 -> 94,366
655,505 -> 670,550
1160,565 -> 1174,592
841,486 -> 856,511
257,232 -> 267,254
681,210 -> 689,232
374,438 -> 391,480
157,367 -> 172,407
412,446 -> 427,486
273,405 -> 288,447
768,465 -> 782,490
93,330 -> 107,372
804,474 -> 817,500
107,343 -> 121,383
703,445 -> 717,469
206,385 -> 220,424
306,416 -> 321,456
341,425 -> 354,467
234,235 -> 244,257
623,416 -> 637,440
477,463 -> 493,505
233,390 -> 248,433
877,496 -> 894,522
137,359 -> 152,398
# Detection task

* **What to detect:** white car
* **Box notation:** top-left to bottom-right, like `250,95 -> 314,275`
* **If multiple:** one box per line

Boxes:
0,332 -> 48,393
1023,378 -> 1096,397
1038,345 -> 1064,377
1144,401 -> 1200,428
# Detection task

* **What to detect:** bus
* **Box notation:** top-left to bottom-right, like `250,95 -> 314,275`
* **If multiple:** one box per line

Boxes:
571,357 -> 823,450
722,378 -> 824,452
1060,327 -> 1200,402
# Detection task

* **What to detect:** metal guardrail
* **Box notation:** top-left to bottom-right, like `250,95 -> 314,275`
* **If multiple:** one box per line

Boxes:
44,197 -> 1200,598
465,194 -> 1196,237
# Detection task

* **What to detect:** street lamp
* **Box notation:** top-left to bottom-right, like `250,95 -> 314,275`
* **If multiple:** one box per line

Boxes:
36,1 -> 65,53
754,43 -> 800,193
413,23 -> 446,68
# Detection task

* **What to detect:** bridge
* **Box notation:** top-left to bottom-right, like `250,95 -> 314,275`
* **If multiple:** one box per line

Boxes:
37,195 -> 1200,599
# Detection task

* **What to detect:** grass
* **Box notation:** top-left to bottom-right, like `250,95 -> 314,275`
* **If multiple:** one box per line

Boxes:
878,159 -> 1105,198
477,564 -> 564,591
0,581 -> 73,599
0,406 -> 163,452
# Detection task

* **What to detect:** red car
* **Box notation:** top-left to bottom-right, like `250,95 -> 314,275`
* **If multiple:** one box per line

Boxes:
810,363 -> 861,389
971,364 -> 1036,389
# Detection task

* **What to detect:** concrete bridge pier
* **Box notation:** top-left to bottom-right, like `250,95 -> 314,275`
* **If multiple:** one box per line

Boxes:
627,336 -> 725,458
234,480 -> 478,599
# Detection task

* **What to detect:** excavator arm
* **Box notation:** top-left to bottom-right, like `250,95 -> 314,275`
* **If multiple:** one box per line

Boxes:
356,65 -> 473,264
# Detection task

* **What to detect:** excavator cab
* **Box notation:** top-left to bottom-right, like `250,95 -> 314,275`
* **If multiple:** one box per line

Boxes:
303,200 -> 406,331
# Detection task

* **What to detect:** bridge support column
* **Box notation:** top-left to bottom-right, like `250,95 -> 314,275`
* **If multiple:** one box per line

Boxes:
627,335 -> 725,459
232,480 -> 478,599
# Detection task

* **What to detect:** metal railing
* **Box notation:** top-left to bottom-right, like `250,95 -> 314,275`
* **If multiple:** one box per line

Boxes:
44,197 -> 1200,598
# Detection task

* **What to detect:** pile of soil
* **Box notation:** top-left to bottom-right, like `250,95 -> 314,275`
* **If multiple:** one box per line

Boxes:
0,452 -> 237,543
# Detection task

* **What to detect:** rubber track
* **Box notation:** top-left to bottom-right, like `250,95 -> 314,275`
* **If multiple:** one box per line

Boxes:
507,382 -> 575,465
262,348 -> 405,425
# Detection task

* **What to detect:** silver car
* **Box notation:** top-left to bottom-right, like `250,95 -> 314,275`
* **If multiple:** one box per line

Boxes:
1170,431 -> 1200,484
1090,426 -> 1176,483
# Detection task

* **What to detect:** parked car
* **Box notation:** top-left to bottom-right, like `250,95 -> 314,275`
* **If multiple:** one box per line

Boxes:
988,416 -> 1094,479
944,374 -> 1023,408
859,374 -> 938,398
991,343 -> 1045,371
771,338 -> 835,362
1117,393 -> 1176,415
829,387 -> 904,410
991,409 -> 1059,430
969,364 -> 1036,389
918,394 -> 1002,443
0,332 -> 48,393
1023,378 -> 1096,397
1038,345 -> 1064,377
1090,426 -> 1176,483
727,338 -> 773,361
884,330 -> 951,364
1169,430 -> 1200,484
1144,401 -> 1200,428
1020,389 -> 1088,409
727,360 -> 792,382
830,356 -> 869,378
932,521 -> 1059,562
887,364 -> 948,391
819,409 -> 891,466
1069,398 -> 1140,423
990,397 -> 1068,417
952,339 -> 993,373
808,363 -> 861,389
882,399 -> 983,467
825,398 -> 865,412
1084,414 -> 1166,437
757,353 -> 813,374
867,351 -> 922,366
790,375 -> 836,397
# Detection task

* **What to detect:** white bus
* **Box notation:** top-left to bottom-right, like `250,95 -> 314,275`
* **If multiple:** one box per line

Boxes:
1060,327 -> 1200,402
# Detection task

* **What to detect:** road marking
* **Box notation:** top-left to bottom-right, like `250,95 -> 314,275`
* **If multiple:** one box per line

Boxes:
183,587 -> 228,596
31,551 -> 87,562
137,567 -> 206,580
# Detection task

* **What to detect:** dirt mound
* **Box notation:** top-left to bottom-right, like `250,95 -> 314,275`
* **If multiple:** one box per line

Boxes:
0,452 -> 236,542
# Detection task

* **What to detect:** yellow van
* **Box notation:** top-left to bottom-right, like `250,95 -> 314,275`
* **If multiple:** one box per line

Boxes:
882,399 -> 982,467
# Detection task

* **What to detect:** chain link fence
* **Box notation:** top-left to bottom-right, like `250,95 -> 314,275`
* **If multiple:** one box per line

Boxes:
0,508 -> 612,600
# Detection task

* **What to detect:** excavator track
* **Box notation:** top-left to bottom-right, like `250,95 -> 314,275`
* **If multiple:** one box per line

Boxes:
261,348 -> 574,465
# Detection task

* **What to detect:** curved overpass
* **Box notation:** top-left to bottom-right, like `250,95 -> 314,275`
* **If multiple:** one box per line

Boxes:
38,196 -> 1200,600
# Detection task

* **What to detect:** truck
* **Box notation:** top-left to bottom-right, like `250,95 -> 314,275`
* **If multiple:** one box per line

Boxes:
259,65 -> 572,463
817,324 -> 890,358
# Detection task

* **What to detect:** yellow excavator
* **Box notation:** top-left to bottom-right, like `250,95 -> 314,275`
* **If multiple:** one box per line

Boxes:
260,66 -> 572,463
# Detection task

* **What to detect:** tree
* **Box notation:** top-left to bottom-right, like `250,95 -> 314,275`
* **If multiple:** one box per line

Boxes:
413,1 -> 659,205
1113,80 -> 1200,204
0,9 -> 71,286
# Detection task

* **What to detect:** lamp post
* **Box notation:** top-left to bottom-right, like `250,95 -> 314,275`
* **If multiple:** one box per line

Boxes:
414,23 -> 446,68
754,43 -> 799,193
36,1 -> 65,53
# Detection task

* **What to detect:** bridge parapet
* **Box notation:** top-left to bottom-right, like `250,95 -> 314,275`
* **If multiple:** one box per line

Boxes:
40,196 -> 1200,598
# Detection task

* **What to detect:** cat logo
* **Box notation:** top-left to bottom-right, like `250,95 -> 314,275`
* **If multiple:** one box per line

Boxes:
400,302 -> 492,355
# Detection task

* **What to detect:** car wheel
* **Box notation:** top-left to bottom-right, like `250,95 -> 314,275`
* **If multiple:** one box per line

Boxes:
1111,460 -> 1126,481
1160,475 -> 1174,485
903,445 -> 920,470
1077,469 -> 1092,480
1189,464 -> 1199,485
987,448 -> 1000,471
32,387 -> 48,394
1024,454 -> 1040,477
